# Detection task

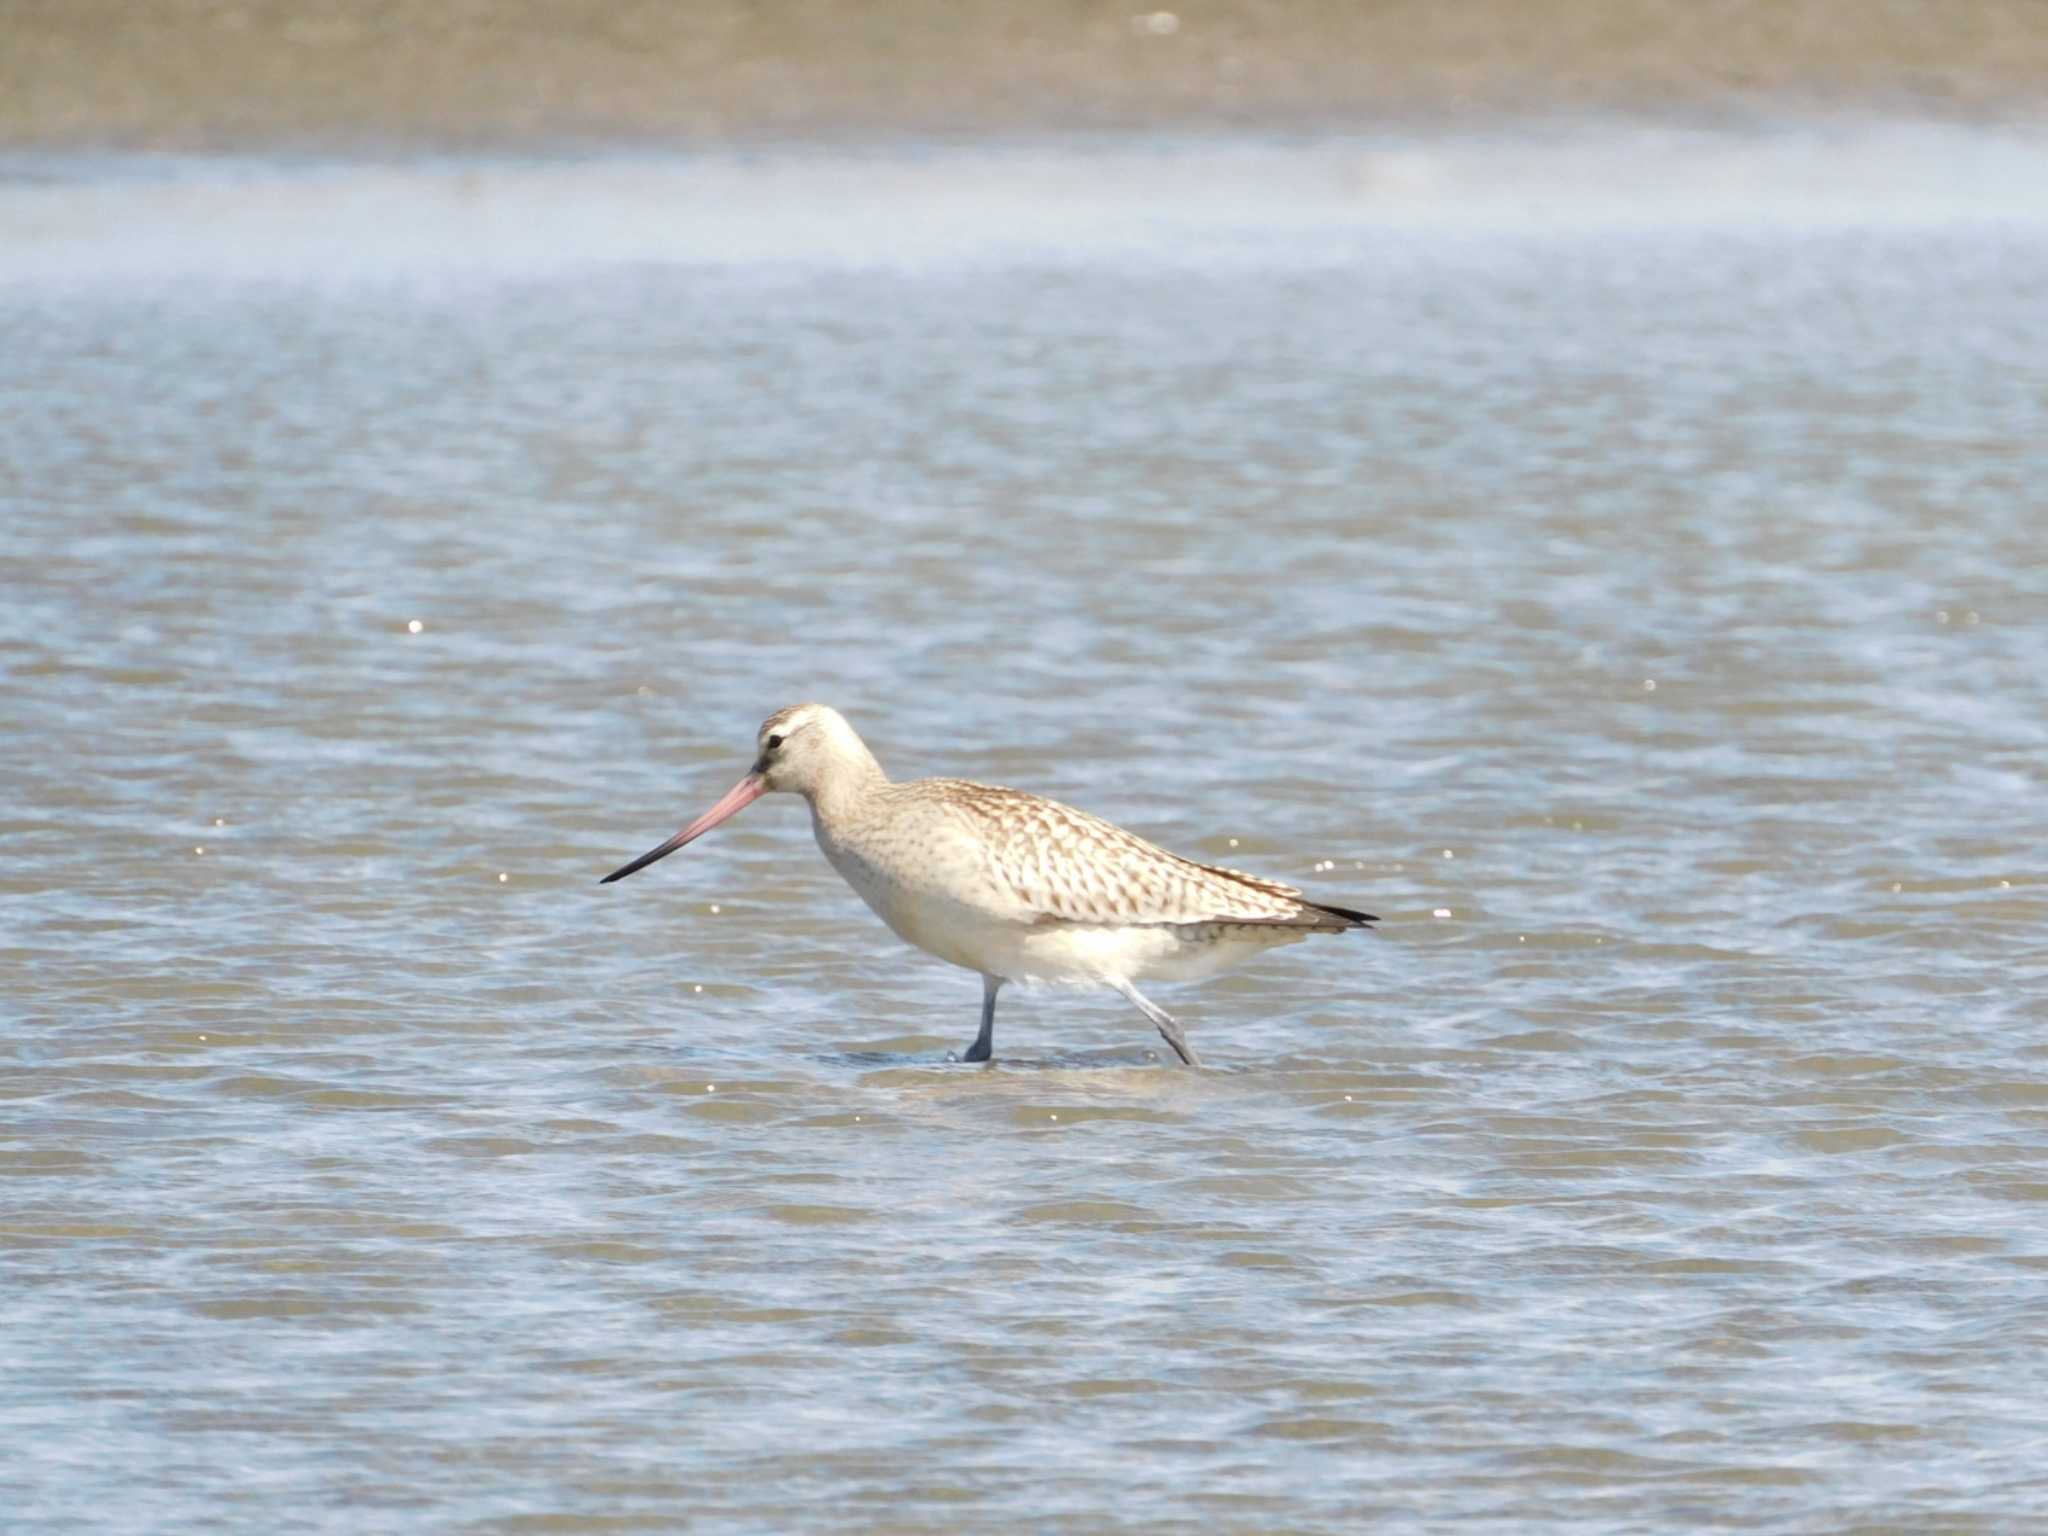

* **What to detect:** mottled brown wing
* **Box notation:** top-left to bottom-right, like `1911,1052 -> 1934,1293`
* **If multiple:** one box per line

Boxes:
932,781 -> 1345,929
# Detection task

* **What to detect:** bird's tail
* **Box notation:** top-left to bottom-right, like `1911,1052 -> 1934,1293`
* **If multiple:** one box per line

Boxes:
1306,902 -> 1377,928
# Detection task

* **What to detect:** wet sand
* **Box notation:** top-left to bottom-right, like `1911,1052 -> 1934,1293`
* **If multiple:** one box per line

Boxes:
6,0 -> 2048,152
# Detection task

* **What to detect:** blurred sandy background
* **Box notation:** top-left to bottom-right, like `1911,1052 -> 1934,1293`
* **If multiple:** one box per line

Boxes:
4,0 -> 2046,152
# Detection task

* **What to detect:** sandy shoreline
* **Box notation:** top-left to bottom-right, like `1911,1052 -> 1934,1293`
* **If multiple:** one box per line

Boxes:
5,0 -> 2047,153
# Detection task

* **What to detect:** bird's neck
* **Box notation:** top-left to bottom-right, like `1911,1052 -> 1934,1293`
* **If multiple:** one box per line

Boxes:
807,743 -> 889,827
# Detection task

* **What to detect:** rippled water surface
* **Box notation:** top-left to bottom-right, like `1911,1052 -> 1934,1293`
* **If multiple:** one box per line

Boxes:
5,132 -> 2048,1532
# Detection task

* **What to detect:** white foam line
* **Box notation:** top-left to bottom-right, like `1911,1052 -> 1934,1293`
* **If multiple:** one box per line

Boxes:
2,122 -> 2044,284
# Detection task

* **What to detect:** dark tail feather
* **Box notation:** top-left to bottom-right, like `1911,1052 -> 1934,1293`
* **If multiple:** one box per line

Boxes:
1310,903 -> 1377,928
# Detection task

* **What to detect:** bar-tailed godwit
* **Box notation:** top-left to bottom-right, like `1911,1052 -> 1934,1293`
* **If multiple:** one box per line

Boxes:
600,705 -> 1374,1065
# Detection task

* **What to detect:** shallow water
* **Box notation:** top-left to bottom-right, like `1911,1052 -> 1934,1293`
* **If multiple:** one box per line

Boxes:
4,130 -> 2048,1532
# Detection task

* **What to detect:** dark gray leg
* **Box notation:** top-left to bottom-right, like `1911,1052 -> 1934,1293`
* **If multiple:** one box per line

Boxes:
963,974 -> 1002,1062
1111,978 -> 1201,1067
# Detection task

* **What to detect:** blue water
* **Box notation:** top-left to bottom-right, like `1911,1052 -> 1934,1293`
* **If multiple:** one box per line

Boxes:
4,129 -> 2047,1532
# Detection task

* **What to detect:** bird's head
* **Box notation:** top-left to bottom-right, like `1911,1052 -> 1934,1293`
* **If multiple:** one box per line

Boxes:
598,703 -> 867,884
749,702 -> 857,797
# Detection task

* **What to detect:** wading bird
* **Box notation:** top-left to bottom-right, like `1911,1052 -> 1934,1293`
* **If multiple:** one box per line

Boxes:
601,705 -> 1374,1065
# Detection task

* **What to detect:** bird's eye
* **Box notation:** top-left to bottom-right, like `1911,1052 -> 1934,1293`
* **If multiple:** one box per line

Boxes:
766,733 -> 784,750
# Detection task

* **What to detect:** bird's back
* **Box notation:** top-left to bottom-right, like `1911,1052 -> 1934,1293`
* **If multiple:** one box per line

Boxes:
837,777 -> 1371,934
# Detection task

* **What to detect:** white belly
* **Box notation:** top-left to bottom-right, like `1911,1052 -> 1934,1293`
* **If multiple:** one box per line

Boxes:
995,920 -> 1308,986
815,819 -> 1304,985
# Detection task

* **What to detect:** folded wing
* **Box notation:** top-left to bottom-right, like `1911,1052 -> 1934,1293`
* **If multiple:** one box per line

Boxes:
924,780 -> 1375,931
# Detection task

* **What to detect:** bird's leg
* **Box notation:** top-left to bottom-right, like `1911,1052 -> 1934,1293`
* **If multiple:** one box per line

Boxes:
1111,978 -> 1202,1067
962,974 -> 1002,1063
